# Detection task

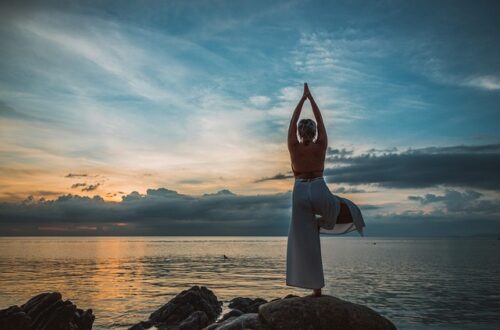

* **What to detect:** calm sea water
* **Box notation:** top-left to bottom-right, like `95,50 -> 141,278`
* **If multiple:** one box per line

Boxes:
0,237 -> 499,329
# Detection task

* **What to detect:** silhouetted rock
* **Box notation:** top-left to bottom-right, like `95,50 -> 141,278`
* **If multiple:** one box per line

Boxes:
228,297 -> 267,313
128,323 -> 145,330
74,308 -> 95,330
129,285 -> 222,330
3,287 -> 396,330
0,291 -> 95,330
219,309 -> 243,323
258,295 -> 396,330
179,311 -> 210,330
0,305 -> 30,329
204,321 -> 227,330
128,320 -> 155,330
203,313 -> 267,330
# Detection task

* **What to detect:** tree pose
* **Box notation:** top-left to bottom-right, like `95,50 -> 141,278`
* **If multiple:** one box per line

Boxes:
286,83 -> 365,297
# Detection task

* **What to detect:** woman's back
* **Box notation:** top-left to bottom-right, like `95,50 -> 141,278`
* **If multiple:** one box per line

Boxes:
290,141 -> 326,178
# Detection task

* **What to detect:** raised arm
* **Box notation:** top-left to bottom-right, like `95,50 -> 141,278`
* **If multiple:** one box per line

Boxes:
288,94 -> 307,150
288,84 -> 309,150
307,87 -> 327,146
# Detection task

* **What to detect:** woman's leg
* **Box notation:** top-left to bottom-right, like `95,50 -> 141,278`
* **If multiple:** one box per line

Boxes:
286,181 -> 325,290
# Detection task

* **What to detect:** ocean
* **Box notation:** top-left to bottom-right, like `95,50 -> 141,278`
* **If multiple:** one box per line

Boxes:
0,237 -> 499,329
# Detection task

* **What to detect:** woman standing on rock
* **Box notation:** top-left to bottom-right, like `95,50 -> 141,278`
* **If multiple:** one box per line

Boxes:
286,83 -> 365,297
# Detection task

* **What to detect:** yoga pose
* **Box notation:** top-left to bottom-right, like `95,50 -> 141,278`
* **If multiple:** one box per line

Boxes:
286,83 -> 365,297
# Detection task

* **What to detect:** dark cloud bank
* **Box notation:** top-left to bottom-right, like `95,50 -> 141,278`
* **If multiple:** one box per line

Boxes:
377,188 -> 500,236
0,188 -> 293,236
324,144 -> 500,190
0,185 -> 497,237
257,144 -> 500,190
1,143 -> 499,236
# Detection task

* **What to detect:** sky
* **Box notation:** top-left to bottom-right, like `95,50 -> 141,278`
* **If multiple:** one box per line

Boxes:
0,0 -> 499,236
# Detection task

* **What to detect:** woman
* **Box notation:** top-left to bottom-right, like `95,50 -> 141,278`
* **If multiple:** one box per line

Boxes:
286,83 -> 365,297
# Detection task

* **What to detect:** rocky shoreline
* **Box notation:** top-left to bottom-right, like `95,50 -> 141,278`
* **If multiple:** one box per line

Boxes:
1,286 -> 396,330
0,292 -> 94,330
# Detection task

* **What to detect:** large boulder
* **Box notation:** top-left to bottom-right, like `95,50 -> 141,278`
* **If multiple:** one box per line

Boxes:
129,285 -> 222,329
0,292 -> 95,330
258,295 -> 396,330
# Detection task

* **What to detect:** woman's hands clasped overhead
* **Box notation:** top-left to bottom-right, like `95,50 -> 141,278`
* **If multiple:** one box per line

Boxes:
302,82 -> 311,99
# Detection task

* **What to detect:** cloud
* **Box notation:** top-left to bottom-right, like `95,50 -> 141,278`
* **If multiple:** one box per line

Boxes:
412,49 -> 500,92
365,216 -> 500,237
0,187 -> 378,236
177,178 -> 206,185
0,8 -> 277,181
13,11 -> 201,106
249,95 -> 271,107
65,173 -> 88,178
463,75 -> 500,91
81,183 -> 100,192
332,186 -> 367,194
408,194 -> 445,204
367,190 -> 500,236
0,101 -> 38,122
202,189 -> 236,197
30,191 -> 64,198
0,188 -> 293,236
0,185 -> 497,236
358,204 -> 381,210
71,183 -> 87,189
258,143 -> 500,190
327,147 -> 354,158
365,147 -> 398,154
408,189 -> 500,214
291,31 -> 384,80
324,143 -> 500,190
254,173 -> 294,183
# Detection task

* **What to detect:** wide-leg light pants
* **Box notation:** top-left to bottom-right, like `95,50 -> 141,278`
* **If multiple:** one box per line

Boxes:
286,176 -> 342,289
